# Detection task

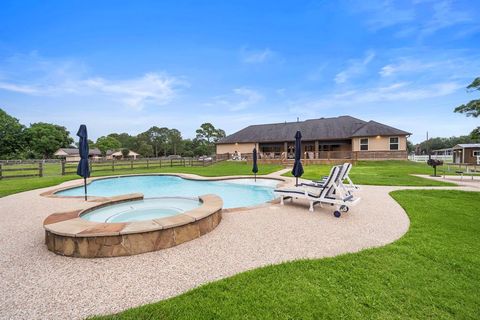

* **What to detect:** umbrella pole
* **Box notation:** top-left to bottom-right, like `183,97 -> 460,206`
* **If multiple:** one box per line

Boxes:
84,177 -> 87,201
296,177 -> 298,186
255,173 -> 256,182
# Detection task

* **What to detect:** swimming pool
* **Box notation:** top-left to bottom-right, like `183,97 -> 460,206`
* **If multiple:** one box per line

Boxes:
56,175 -> 279,208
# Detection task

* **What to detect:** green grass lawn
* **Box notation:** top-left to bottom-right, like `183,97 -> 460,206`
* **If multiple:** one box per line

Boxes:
0,161 -> 282,197
91,189 -> 480,319
285,161 -> 456,186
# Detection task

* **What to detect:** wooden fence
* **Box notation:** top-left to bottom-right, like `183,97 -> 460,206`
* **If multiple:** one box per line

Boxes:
61,157 -> 215,175
0,162 -> 43,179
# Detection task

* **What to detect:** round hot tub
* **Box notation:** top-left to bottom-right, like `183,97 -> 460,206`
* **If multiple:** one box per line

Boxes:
43,194 -> 222,258
81,197 -> 201,223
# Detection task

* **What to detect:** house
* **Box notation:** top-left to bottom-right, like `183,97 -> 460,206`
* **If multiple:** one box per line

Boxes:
432,148 -> 453,156
452,144 -> 480,164
54,148 -> 102,162
216,116 -> 411,161
105,150 -> 140,160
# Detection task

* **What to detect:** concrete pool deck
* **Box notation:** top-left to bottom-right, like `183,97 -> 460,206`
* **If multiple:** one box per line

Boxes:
0,170 -> 476,319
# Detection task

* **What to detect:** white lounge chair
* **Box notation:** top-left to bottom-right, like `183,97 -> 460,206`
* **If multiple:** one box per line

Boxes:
274,166 -> 361,217
310,163 -> 359,192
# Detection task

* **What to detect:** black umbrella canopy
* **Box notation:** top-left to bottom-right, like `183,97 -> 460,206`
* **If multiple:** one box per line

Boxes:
252,148 -> 258,181
291,131 -> 304,186
76,124 -> 90,200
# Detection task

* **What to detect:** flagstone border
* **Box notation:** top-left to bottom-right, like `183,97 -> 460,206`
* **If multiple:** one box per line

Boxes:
43,193 -> 223,258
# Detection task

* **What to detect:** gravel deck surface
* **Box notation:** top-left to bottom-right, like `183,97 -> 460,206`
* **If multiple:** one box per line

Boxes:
1,170 -> 470,320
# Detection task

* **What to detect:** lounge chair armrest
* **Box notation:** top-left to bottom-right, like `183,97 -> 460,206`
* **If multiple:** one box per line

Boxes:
300,182 -> 326,188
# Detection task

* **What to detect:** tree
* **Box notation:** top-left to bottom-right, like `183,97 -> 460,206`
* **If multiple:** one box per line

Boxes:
108,133 -> 136,150
26,122 -> 73,158
137,142 -> 154,157
139,126 -> 169,156
168,129 -> 183,155
195,123 -> 226,143
470,127 -> 480,140
95,136 -> 121,155
454,77 -> 480,117
406,140 -> 414,153
195,123 -> 226,155
0,108 -> 27,159
121,148 -> 130,158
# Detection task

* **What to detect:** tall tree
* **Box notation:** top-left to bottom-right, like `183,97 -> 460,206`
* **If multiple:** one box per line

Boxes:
108,133 -> 136,150
0,108 -> 27,159
26,122 -> 73,158
95,136 -> 121,155
137,142 -> 154,157
195,123 -> 226,143
140,126 -> 169,156
168,129 -> 183,155
470,127 -> 480,140
454,77 -> 480,117
195,123 -> 226,155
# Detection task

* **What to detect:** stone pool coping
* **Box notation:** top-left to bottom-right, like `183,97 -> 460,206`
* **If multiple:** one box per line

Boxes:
43,193 -> 223,258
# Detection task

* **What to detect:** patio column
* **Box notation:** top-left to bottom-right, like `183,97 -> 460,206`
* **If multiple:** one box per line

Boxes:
284,142 -> 288,158
314,141 -> 319,159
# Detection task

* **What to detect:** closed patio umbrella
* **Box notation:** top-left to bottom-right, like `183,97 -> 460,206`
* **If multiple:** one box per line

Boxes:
291,131 -> 304,186
252,148 -> 258,181
76,124 -> 90,201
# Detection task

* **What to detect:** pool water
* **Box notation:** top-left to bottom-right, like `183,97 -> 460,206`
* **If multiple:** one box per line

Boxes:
81,197 -> 200,223
57,176 -> 279,208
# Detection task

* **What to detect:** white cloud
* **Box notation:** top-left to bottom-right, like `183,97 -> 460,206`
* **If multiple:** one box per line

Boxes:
353,0 -> 480,39
379,59 -> 434,77
241,48 -> 274,64
205,87 -> 264,111
81,73 -> 183,110
290,81 -> 462,113
360,0 -> 415,30
420,0 -> 472,37
0,82 -> 40,94
334,50 -> 375,84
0,53 -> 186,110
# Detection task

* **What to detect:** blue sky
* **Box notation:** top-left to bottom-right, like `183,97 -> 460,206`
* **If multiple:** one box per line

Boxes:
0,0 -> 479,143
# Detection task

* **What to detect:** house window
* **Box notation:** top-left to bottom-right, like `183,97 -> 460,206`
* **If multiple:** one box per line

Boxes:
360,138 -> 368,151
473,151 -> 480,156
390,137 -> 399,150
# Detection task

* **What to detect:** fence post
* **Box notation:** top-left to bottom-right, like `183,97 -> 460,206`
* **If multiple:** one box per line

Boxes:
131,160 -> 134,170
61,160 -> 65,175
39,162 -> 43,177
159,159 -> 162,168
171,159 -> 173,167
0,163 -> 2,180
89,161 -> 93,173
147,159 -> 149,169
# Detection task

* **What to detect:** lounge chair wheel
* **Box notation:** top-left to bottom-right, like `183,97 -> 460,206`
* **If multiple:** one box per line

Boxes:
334,210 -> 341,218
340,205 -> 349,212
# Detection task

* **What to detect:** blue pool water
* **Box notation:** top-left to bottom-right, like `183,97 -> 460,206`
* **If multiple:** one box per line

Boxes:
57,175 -> 279,209
81,197 -> 201,223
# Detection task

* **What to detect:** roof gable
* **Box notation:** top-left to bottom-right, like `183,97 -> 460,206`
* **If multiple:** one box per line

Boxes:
350,121 -> 411,137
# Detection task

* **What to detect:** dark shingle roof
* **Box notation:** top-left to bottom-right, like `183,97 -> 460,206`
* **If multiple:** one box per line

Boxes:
350,121 -> 411,137
217,116 -> 410,144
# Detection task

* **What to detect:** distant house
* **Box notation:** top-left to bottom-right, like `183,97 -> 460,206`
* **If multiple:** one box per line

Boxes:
432,148 -> 453,156
452,144 -> 480,164
216,115 -> 411,161
105,150 -> 140,160
54,148 -> 102,162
